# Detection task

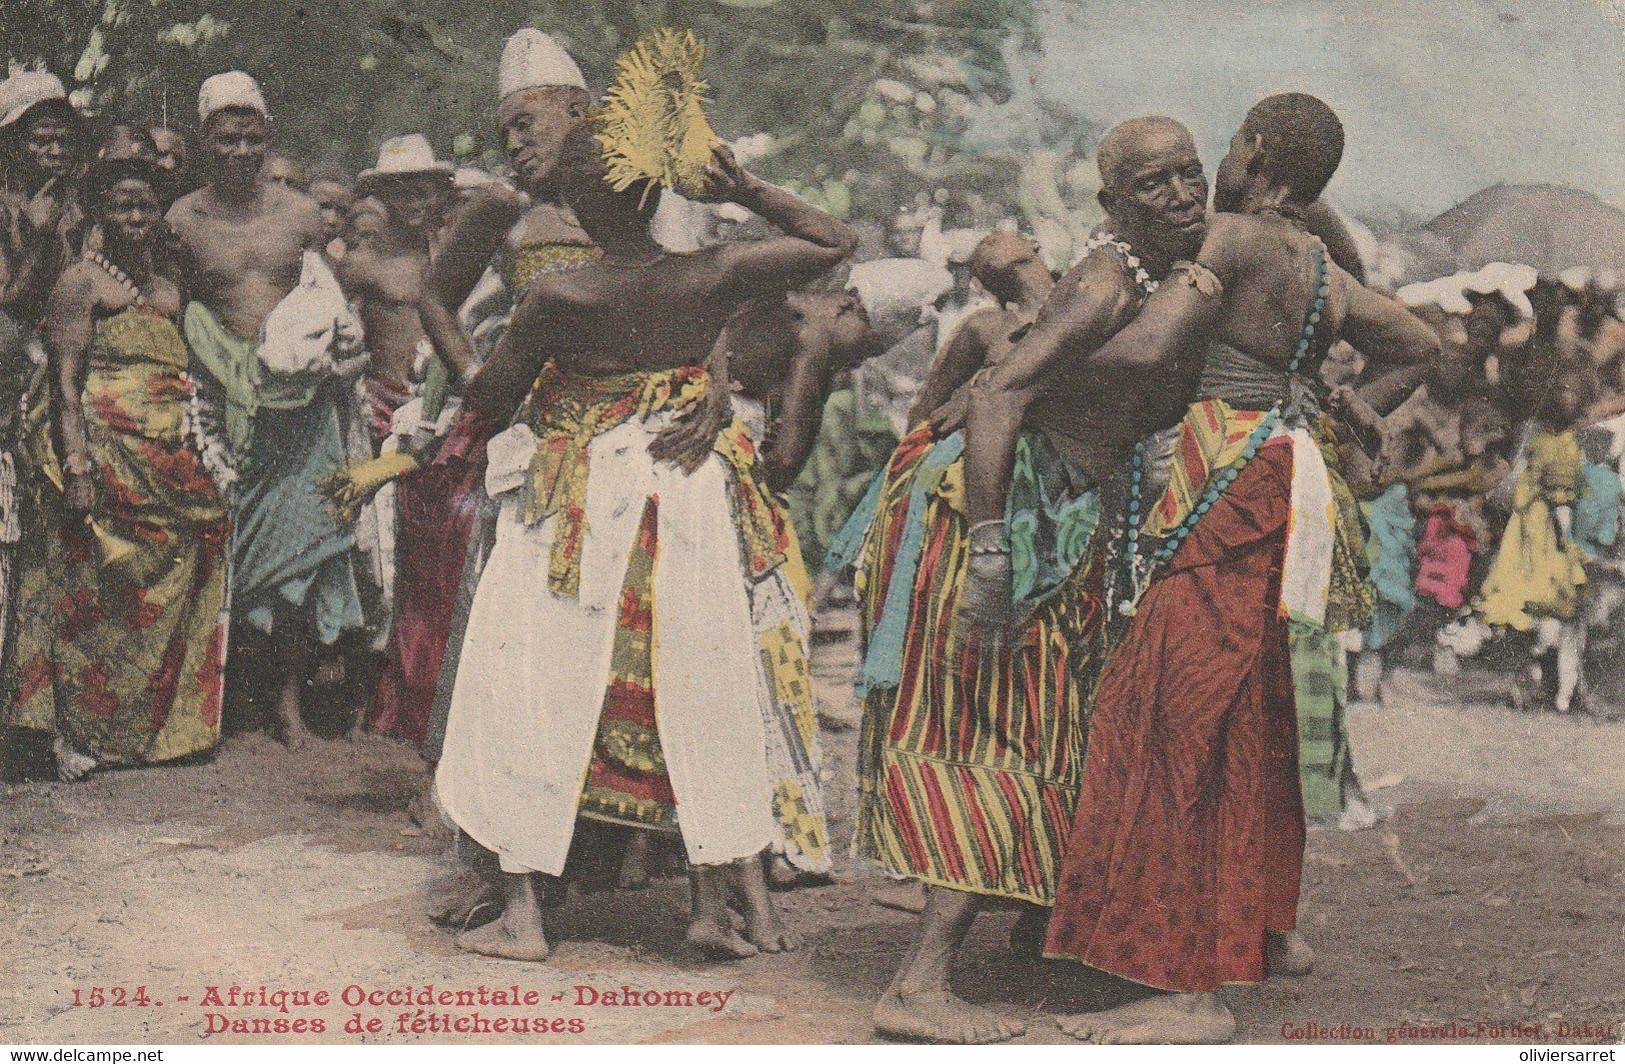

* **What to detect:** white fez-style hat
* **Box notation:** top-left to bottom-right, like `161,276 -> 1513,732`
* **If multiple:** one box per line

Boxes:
499,29 -> 587,101
198,71 -> 268,125
359,133 -> 454,180
0,65 -> 68,130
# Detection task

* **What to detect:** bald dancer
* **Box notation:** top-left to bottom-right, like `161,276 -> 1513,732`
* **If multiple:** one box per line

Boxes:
169,72 -> 365,746
1043,94 -> 1440,1044
852,117 -> 1211,1044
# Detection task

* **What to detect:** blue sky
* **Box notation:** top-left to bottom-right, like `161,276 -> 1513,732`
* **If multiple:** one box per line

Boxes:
1005,0 -> 1625,220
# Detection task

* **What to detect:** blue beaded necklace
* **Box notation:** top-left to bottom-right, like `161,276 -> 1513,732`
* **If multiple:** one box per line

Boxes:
1114,239 -> 1329,615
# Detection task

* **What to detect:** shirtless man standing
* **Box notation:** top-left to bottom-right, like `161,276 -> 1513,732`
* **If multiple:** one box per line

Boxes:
374,30 -> 599,766
340,134 -> 480,746
169,71 -> 365,746
340,134 -> 467,448
435,121 -> 855,962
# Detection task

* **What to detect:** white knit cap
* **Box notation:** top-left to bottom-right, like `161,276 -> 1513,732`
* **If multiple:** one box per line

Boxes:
198,71 -> 268,125
498,29 -> 587,101
0,66 -> 68,130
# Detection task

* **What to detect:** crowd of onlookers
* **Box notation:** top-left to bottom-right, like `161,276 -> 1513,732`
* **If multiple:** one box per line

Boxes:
1331,263 -> 1625,714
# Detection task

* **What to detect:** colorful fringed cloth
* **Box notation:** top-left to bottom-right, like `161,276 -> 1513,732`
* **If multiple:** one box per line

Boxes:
517,365 -> 708,598
1143,398 -> 1371,633
852,425 -> 1104,904
513,364 -> 794,600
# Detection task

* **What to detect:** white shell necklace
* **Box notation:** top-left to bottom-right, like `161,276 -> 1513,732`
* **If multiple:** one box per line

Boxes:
1079,230 -> 1159,296
86,250 -> 149,308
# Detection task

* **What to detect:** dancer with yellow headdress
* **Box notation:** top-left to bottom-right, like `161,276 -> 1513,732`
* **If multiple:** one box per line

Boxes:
434,28 -> 856,962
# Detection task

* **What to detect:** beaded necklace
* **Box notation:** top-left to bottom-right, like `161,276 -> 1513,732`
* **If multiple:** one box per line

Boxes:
1069,231 -> 1157,617
1079,230 -> 1159,296
86,250 -> 148,308
1113,238 -> 1329,616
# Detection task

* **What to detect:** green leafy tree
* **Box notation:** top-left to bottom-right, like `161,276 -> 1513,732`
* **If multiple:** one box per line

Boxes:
5,0 -> 1043,227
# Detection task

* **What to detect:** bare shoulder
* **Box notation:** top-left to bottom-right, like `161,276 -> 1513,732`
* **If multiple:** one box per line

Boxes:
166,188 -> 207,231
1202,211 -> 1280,252
1049,245 -> 1139,306
269,184 -> 323,228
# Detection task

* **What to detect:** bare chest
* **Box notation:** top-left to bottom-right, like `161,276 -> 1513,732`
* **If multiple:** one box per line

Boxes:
181,213 -> 305,292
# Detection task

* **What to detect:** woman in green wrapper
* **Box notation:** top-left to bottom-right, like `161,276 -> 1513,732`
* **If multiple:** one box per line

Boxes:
9,149 -> 230,780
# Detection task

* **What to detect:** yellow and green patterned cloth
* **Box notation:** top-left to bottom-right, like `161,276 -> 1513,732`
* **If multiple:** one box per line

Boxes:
10,308 -> 229,765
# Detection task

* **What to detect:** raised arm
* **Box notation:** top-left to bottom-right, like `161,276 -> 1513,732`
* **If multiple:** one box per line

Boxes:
959,254 -> 1140,527
43,264 -> 99,513
1337,266 -> 1441,372
427,185 -> 529,310
704,146 -> 857,300
908,310 -> 998,428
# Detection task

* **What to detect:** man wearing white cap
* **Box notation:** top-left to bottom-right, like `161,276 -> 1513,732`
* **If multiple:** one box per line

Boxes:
169,71 -> 365,747
398,28 -> 602,759
0,64 -> 85,328
426,27 -> 596,379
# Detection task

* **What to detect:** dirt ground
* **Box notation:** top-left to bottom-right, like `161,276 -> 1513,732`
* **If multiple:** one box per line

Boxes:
3,616 -> 1622,1046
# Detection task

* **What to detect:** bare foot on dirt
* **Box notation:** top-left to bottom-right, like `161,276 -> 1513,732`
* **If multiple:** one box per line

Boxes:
456,907 -> 551,962
873,990 -> 1026,1044
765,854 -> 834,891
1266,929 -> 1314,976
766,854 -> 800,890
1056,992 -> 1234,1044
686,914 -> 758,959
872,881 -> 928,913
744,905 -> 802,953
53,739 -> 98,782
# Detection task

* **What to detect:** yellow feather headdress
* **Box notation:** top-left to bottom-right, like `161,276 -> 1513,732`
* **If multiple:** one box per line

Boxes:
595,28 -> 720,206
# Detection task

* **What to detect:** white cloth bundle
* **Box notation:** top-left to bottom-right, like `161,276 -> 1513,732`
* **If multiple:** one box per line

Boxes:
257,252 -> 363,377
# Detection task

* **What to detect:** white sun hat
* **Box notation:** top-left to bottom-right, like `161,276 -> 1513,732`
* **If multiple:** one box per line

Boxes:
499,28 -> 587,101
0,65 -> 68,130
359,133 -> 453,181
198,70 -> 268,125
